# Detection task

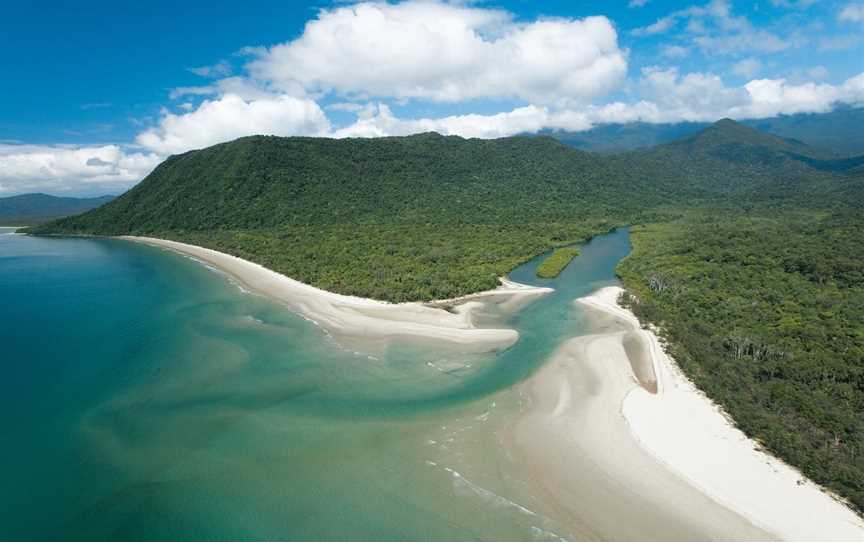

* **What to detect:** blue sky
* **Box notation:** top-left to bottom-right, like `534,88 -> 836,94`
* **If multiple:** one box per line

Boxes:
1,0 -> 862,195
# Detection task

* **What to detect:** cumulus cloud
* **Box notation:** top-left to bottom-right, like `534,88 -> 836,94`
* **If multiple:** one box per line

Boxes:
332,70 -> 864,139
247,1 -> 627,107
1,92 -> 331,195
136,94 -> 330,155
0,144 -> 161,196
8,67 -> 864,195
621,68 -> 864,122
332,103 -> 576,139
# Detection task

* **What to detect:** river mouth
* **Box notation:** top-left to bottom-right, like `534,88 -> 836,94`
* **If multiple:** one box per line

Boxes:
3,227 -> 766,541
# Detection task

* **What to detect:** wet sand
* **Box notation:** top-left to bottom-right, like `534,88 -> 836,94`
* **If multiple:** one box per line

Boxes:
505,331 -> 777,541
122,236 -> 552,353
505,285 -> 863,541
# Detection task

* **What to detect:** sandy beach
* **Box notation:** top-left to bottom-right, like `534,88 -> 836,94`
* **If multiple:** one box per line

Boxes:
123,236 -> 552,353
505,332 -> 775,541
509,285 -> 863,541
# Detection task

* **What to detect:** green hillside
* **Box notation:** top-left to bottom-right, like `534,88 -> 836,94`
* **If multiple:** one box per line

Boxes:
28,120 -> 864,512
32,133 -> 647,300
34,133 -> 642,231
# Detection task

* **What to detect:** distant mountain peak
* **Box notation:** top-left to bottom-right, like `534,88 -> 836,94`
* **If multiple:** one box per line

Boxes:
712,117 -> 738,127
673,117 -> 820,158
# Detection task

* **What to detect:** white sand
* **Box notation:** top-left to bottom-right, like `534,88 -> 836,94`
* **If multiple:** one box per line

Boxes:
583,286 -> 864,542
506,333 -> 776,541
122,236 -> 552,353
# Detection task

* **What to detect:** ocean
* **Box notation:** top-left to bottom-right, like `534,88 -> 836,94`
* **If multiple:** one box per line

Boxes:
0,227 -> 630,541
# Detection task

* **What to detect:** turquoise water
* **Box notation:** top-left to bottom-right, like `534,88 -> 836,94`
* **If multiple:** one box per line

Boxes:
0,227 -> 630,541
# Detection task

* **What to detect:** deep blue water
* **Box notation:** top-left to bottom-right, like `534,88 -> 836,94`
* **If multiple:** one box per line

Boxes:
0,227 -> 630,541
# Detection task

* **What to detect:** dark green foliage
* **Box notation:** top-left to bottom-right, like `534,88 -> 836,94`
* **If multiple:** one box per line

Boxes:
166,224 -> 602,302
536,247 -> 581,279
617,211 -> 864,512
0,193 -> 114,225
34,133 -> 639,232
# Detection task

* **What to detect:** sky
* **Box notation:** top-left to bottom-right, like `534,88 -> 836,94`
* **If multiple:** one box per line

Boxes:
1,0 -> 862,196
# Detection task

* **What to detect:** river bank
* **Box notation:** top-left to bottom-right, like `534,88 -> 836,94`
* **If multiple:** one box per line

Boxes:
509,286 -> 864,541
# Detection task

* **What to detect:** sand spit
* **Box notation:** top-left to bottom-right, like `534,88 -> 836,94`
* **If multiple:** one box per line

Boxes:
577,286 -> 864,542
122,237 -> 552,353
506,333 -> 776,541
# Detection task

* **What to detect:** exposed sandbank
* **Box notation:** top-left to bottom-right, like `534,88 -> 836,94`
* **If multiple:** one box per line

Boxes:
576,286 -> 864,542
122,236 -> 552,353
505,331 -> 775,541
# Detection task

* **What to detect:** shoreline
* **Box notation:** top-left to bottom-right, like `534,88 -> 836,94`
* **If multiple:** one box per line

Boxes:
122,236 -> 552,353
505,324 -> 775,540
578,286 -> 864,541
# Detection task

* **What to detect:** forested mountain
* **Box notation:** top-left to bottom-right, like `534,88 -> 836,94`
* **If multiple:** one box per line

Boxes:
617,119 -> 864,204
545,106 -> 864,156
31,120 -> 863,291
0,193 -> 114,225
30,120 -> 862,293
31,134 -> 637,231
29,119 -> 864,512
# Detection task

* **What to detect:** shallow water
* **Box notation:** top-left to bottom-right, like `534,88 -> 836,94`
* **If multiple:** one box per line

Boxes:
0,227 -> 629,541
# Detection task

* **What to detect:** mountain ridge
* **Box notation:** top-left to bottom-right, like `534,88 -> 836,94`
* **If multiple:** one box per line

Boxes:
540,106 -> 864,156
0,193 -> 115,225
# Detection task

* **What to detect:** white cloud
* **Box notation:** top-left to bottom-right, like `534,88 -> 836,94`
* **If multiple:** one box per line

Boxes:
629,0 -> 650,6
732,57 -> 762,78
1,92 -> 332,194
188,60 -> 232,78
0,144 -> 160,196
327,102 -> 365,113
332,70 -> 864,139
741,74 -> 864,117
333,103 -> 581,139
248,1 -> 627,107
5,69 -> 863,196
169,85 -> 216,100
632,15 -> 677,36
136,93 -> 330,155
633,0 -> 797,55
636,69 -> 864,121
839,3 -> 864,22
